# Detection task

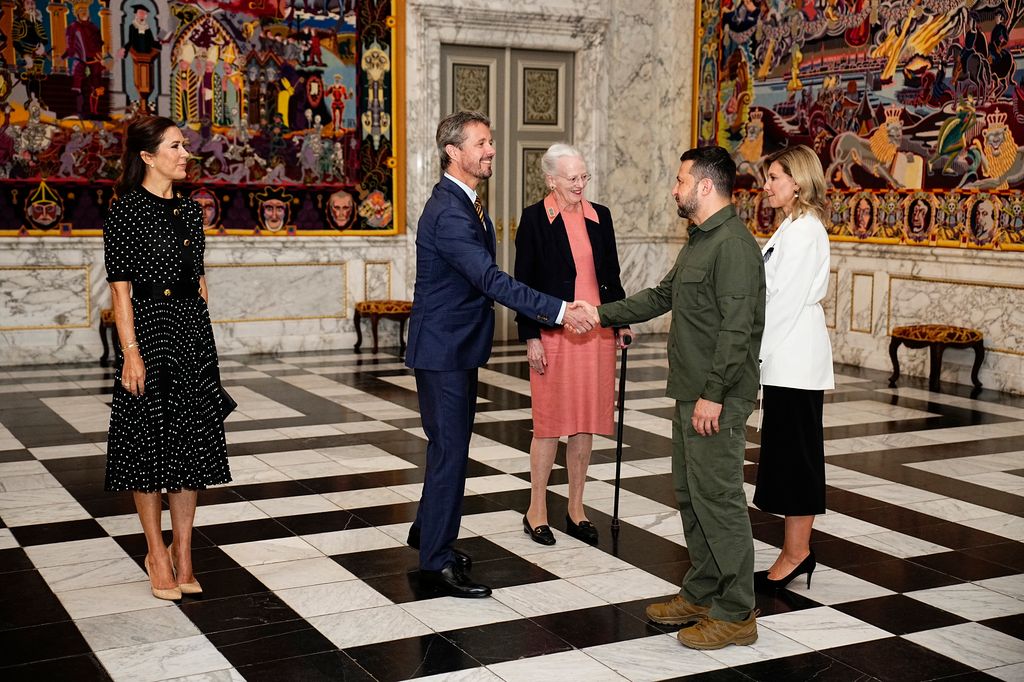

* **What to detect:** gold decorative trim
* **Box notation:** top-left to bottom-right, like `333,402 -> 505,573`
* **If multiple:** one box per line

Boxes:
363,260 -> 393,300
850,272 -> 874,334
887,274 -> 1024,356
0,265 -> 91,330
205,262 -> 348,323
690,0 -> 702,148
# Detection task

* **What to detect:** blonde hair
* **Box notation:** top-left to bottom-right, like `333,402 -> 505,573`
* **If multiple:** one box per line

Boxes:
766,145 -> 827,221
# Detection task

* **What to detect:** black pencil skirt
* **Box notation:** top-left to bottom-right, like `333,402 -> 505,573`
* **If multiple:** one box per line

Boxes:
753,385 -> 826,515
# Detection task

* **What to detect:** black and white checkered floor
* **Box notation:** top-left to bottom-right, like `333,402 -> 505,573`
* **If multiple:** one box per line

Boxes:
1,338 -> 1023,681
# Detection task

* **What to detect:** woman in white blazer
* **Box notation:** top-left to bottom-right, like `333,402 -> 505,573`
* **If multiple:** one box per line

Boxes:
753,145 -> 834,591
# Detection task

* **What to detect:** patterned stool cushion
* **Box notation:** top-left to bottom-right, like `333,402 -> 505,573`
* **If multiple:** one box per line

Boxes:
891,324 -> 983,344
355,300 -> 412,315
100,308 -> 116,325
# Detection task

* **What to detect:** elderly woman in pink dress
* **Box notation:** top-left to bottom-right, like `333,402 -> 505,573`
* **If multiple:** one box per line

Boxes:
514,143 -> 631,546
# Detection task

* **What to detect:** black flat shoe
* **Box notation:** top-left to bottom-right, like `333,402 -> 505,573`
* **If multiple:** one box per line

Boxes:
407,525 -> 472,571
565,514 -> 599,545
420,563 -> 491,598
523,516 -> 555,545
755,551 -> 816,591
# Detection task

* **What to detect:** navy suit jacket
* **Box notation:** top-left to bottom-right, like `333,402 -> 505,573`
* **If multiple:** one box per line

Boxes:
406,177 -> 564,371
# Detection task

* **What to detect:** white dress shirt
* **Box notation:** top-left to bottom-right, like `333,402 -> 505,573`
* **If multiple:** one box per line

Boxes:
760,212 -> 834,390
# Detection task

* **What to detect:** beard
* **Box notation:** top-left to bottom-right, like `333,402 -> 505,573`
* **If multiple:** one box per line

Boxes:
676,189 -> 698,219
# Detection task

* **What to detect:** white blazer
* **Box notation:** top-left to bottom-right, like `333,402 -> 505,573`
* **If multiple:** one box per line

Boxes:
760,212 -> 835,390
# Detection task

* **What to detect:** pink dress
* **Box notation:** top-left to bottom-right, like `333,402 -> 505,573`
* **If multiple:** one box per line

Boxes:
530,195 -> 616,438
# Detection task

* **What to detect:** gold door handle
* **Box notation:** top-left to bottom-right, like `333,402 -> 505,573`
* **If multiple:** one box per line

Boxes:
510,218 -> 518,240
495,218 -> 504,241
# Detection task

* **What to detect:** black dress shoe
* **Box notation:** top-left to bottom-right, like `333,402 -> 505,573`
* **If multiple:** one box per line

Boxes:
523,516 -> 555,545
420,563 -> 491,598
755,551 -> 816,591
565,514 -> 599,545
406,526 -> 472,571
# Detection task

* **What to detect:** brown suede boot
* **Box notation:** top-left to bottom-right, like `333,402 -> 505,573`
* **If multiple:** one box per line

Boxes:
645,595 -> 711,625
676,610 -> 758,650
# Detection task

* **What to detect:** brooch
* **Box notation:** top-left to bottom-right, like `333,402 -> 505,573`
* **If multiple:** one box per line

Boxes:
547,207 -> 556,217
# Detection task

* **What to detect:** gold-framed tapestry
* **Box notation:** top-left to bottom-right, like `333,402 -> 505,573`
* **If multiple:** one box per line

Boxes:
0,0 -> 404,236
694,0 -> 1024,251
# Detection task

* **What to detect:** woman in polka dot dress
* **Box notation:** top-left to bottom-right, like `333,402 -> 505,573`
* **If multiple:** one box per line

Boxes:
104,116 -> 231,601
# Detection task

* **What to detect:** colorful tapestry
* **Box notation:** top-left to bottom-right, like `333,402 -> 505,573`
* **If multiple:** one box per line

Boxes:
696,0 -> 1024,250
0,0 -> 403,236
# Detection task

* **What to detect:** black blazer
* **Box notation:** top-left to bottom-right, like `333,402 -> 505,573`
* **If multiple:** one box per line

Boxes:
513,199 -> 627,341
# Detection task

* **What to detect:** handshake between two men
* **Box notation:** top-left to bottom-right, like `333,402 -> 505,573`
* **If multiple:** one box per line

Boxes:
561,300 -> 602,335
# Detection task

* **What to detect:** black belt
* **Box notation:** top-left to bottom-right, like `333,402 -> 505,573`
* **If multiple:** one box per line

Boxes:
132,281 -> 201,300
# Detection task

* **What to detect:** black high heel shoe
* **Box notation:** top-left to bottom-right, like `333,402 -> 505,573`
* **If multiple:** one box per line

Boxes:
565,514 -> 599,545
523,516 -> 555,545
755,551 -> 816,590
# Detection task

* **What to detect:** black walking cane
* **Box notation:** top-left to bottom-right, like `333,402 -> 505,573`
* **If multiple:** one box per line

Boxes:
610,331 -> 633,538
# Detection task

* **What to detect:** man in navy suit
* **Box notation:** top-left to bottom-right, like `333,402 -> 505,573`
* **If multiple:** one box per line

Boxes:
406,111 -> 594,597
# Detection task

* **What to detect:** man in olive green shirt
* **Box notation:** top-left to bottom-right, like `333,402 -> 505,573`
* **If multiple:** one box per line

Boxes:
574,146 -> 765,649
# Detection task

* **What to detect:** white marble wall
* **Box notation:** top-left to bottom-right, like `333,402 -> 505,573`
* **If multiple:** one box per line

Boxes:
0,237 -> 409,364
829,243 -> 1024,394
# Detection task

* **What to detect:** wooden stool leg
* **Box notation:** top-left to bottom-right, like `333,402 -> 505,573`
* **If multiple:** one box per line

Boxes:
370,315 -> 380,354
970,340 -> 985,389
399,318 -> 407,356
888,337 -> 902,387
354,309 -> 363,351
99,324 -> 111,367
928,343 -> 945,392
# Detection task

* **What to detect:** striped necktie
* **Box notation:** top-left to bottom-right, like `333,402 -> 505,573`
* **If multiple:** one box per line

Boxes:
473,197 -> 487,228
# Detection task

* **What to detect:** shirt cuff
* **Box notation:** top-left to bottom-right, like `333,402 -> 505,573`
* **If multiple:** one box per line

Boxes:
555,301 -> 566,325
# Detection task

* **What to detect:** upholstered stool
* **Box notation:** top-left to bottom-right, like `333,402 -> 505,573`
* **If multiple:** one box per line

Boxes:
99,307 -> 119,366
888,324 -> 984,392
354,300 -> 412,354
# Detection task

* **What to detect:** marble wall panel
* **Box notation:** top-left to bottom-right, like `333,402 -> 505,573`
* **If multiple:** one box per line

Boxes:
0,266 -> 91,330
851,273 -> 874,334
363,262 -> 393,301
205,264 -> 348,323
888,277 -> 1024,355
824,270 -> 838,330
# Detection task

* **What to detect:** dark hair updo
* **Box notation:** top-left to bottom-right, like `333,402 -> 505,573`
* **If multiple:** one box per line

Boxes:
113,116 -> 179,199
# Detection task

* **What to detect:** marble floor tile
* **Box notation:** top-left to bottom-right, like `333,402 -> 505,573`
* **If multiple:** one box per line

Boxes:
987,662 -> 1024,681
385,483 -> 424,502
569,568 -> 681,604
785,567 -> 895,604
302,526 -> 402,555
846,530 -> 951,558
584,462 -> 650,481
39,556 -> 146,592
549,480 -> 618,502
486,649 -> 627,682
322,486 -> 411,509
463,474 -> 532,495
630,457 -> 673,476
220,536 -> 322,567
808,511 -> 888,538
758,606 -> 891,649
485,528 -> 590,557
0,528 -> 17,549
583,633 -> 726,680
97,510 -> 166,536
492,579 -> 607,617
904,622 -> 1024,670
400,595 -> 523,632
224,429 -> 288,445
703,623 -> 814,666
275,579 -> 391,618
0,460 -> 47,477
247,556 -> 357,590
976,575 -> 1024,601
415,668 -> 503,682
959,472 -> 1024,494
907,583 -> 1024,620
460,511 -> 528,536
253,449 -> 330,467
76,605 -> 202,651
315,443 -> 393,461
0,471 -> 63,492
335,454 -> 416,475
309,604 -> 433,649
586,492 -> 677,518
854,483 -> 947,505
2,500 -> 92,526
960,513 -> 1024,542
526,547 -> 635,579
24,537 -> 125,568
57,580 -> 175,619
274,460 -> 353,480
193,501 -> 269,527
0,486 -> 80,510
249,494 -> 341,518
28,442 -> 106,460
904,497 -> 1005,523
94,634 -> 233,682
626,511 -> 684,537
332,420 -> 397,434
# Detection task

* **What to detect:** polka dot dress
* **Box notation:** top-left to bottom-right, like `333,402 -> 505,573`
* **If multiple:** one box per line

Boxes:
103,187 -> 231,492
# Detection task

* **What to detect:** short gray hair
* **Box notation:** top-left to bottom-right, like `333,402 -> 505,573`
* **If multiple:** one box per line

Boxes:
540,143 -> 584,176
436,111 -> 491,171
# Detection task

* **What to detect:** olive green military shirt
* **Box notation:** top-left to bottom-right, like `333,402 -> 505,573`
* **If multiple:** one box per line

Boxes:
598,205 -> 765,403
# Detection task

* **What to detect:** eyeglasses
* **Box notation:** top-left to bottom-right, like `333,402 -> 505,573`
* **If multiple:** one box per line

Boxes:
557,173 -> 592,186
